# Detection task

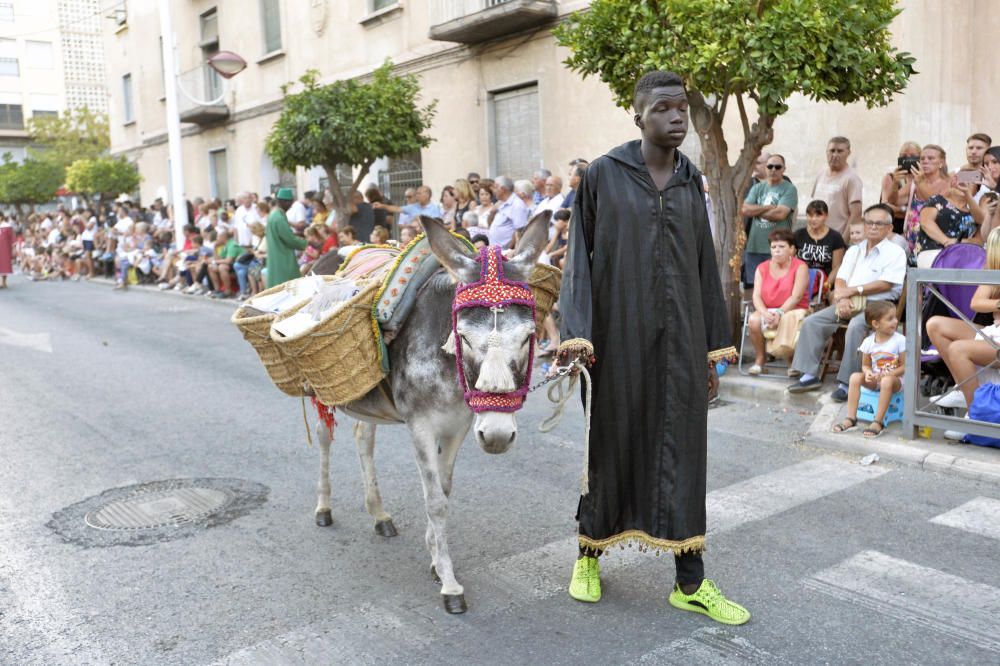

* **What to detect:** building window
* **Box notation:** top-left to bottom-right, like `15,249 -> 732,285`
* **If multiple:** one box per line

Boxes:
0,3 -> 13,22
260,0 -> 281,54
122,73 -> 134,123
0,38 -> 18,77
31,93 -> 59,118
25,41 -> 54,69
110,1 -> 127,26
371,0 -> 397,11
209,148 -> 229,200
490,84 -> 540,180
0,103 -> 23,129
200,9 -> 222,101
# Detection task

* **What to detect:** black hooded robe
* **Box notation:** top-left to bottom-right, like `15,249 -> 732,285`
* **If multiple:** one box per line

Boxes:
559,140 -> 735,555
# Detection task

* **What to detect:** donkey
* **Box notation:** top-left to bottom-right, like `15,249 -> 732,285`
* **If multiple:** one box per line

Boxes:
310,212 -> 550,614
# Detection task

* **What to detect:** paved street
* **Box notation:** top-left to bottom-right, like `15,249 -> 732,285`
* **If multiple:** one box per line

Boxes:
1,276 -> 999,665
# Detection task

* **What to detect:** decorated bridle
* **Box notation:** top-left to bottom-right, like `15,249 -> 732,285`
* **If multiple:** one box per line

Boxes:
451,245 -> 535,413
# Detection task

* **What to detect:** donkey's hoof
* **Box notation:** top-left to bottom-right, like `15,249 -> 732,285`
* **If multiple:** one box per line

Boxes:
442,593 -> 467,614
315,510 -> 333,527
374,519 -> 398,537
431,566 -> 441,584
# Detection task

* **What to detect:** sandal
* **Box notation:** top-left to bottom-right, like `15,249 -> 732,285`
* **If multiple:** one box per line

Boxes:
748,364 -> 766,376
863,420 -> 885,438
832,417 -> 857,434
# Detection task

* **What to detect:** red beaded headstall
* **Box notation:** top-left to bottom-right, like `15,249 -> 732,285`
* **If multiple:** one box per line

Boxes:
452,246 -> 535,413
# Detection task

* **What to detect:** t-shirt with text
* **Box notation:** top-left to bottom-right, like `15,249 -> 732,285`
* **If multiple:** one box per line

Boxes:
794,227 -> 846,278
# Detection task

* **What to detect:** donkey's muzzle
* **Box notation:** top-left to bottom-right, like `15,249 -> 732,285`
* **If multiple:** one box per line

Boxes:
474,411 -> 518,454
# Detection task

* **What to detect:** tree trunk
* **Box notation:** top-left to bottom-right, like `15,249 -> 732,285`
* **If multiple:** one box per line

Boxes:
323,164 -> 350,229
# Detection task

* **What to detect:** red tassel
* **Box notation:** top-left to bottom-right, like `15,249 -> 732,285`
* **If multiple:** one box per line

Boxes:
311,397 -> 337,438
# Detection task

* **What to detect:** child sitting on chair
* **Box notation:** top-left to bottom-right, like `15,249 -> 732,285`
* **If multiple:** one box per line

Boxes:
832,300 -> 906,438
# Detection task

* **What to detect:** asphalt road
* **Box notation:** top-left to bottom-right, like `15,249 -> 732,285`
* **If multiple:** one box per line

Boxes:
2,275 -> 999,666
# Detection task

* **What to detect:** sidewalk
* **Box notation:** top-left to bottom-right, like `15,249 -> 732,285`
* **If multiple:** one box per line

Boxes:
720,370 -> 1000,484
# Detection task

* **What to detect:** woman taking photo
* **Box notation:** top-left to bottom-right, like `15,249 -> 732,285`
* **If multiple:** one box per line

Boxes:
905,144 -> 951,252
916,177 -> 986,268
881,141 -> 921,234
746,228 -> 810,375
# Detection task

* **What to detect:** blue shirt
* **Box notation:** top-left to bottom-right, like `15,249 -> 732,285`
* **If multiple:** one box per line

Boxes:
401,202 -> 444,221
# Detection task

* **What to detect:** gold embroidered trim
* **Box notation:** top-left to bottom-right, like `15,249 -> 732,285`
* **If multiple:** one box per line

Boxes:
707,346 -> 738,363
579,531 -> 705,556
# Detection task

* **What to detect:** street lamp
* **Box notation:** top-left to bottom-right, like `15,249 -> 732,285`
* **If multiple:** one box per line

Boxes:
158,1 -> 247,251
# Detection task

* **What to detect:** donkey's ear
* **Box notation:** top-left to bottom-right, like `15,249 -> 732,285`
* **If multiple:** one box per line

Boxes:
507,210 -> 551,272
422,216 -> 479,283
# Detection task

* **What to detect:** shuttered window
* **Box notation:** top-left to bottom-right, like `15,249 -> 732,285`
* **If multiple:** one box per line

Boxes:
491,84 -> 540,180
260,0 -> 282,53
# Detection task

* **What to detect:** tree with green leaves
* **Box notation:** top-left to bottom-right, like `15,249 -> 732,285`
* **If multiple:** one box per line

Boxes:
65,156 -> 141,205
27,107 -> 109,169
265,60 -> 437,220
555,0 -> 916,324
0,156 -> 64,215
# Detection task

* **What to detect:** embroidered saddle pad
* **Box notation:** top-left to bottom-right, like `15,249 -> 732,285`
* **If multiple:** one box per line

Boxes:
335,245 -> 400,282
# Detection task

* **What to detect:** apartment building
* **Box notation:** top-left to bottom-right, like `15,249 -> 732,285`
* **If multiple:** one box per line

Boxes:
0,0 -> 106,163
102,1 -> 999,210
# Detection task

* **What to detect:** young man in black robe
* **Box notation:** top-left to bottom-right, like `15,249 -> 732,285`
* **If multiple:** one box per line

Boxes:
557,70 -> 749,625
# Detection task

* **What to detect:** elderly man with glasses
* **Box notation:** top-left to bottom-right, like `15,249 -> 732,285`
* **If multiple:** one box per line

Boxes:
740,154 -> 797,287
788,203 -> 907,399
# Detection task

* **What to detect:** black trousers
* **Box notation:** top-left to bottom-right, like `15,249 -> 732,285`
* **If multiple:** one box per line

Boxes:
579,546 -> 704,585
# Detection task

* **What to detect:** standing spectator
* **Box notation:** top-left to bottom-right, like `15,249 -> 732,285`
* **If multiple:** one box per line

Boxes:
467,172 -> 482,198
961,133 -> 991,171
880,141 -> 921,234
348,190 -> 376,243
440,185 -> 459,230
474,186 -> 494,223
286,191 -> 309,233
905,144 -> 951,252
487,176 -> 528,248
811,137 -> 863,236
79,210 -> 98,279
740,154 -> 797,287
0,216 -> 12,288
743,152 -> 770,237
395,187 -> 418,227
311,196 -> 330,227
265,188 -> 308,287
794,199 -> 846,285
531,168 -> 551,205
365,185 -> 392,231
232,192 -> 259,248
536,176 -> 565,216
113,206 -> 134,234
453,178 -> 476,227
562,164 -> 585,212
372,185 -> 442,223
976,146 -> 1000,201
788,204 -> 906,400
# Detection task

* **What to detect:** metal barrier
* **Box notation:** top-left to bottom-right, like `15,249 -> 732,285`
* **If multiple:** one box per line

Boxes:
903,267 -> 1000,440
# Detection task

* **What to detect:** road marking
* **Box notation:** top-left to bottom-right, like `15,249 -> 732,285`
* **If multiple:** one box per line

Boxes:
0,326 -> 52,353
929,496 -> 1000,542
212,455 -> 891,663
631,627 -> 789,665
804,550 -> 1000,653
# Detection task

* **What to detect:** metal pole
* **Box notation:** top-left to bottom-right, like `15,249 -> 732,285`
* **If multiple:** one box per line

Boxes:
159,0 -> 188,249
903,267 -> 918,439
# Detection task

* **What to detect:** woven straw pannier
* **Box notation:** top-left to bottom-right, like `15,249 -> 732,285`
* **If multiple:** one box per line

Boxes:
270,280 -> 385,406
529,263 -> 562,338
231,279 -> 337,397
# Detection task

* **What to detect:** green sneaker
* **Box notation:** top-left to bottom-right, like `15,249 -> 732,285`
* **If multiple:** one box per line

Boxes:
668,579 -> 750,625
568,556 -> 601,603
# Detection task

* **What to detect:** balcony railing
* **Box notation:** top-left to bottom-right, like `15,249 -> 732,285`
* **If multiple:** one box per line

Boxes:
177,63 -> 229,126
428,0 -> 558,43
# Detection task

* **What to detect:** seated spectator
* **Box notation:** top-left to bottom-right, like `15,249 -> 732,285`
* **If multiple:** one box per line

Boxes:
370,226 -> 390,245
794,199 -> 846,289
746,229 -> 810,374
927,227 -> 1000,407
399,225 -> 417,245
545,209 -> 570,269
788,204 -> 906,400
535,176 -> 564,215
461,210 -> 488,236
514,179 -> 535,215
440,185 -> 459,230
916,177 -> 985,268
337,226 -> 361,258
471,234 -> 489,250
741,154 -> 797,287
831,300 -> 906,438
208,228 -> 243,297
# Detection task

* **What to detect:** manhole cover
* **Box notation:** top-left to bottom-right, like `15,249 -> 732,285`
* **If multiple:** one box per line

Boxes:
48,478 -> 268,548
85,486 -> 234,530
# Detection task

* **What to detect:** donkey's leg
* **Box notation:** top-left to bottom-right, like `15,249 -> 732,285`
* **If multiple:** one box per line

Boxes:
353,421 -> 396,537
410,422 -> 466,613
430,427 -> 466,585
314,419 -> 333,527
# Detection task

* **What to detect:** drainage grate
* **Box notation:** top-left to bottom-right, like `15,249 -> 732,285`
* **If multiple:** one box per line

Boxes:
85,486 -> 234,531
48,478 -> 268,548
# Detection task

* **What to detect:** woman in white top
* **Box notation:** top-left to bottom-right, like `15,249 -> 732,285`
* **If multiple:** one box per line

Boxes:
78,212 -> 97,278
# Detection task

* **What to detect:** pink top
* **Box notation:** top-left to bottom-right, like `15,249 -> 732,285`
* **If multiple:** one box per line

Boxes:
758,257 -> 808,311
0,225 -> 13,275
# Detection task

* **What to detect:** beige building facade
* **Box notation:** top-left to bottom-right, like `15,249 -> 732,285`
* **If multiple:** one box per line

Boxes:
103,0 -> 999,214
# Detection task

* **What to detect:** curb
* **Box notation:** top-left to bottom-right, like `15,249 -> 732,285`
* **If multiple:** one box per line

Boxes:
84,276 -> 238,309
805,401 -> 1000,484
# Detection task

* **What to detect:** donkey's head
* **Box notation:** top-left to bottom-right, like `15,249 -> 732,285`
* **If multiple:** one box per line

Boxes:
423,212 -> 551,454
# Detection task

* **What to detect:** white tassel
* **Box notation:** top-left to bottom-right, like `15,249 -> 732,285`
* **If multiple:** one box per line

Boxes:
442,330 -> 456,355
475,331 -> 516,392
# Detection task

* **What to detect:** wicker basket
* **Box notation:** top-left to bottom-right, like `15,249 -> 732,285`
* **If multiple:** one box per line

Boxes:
529,263 -> 562,337
230,280 -> 328,397
269,280 -> 385,406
